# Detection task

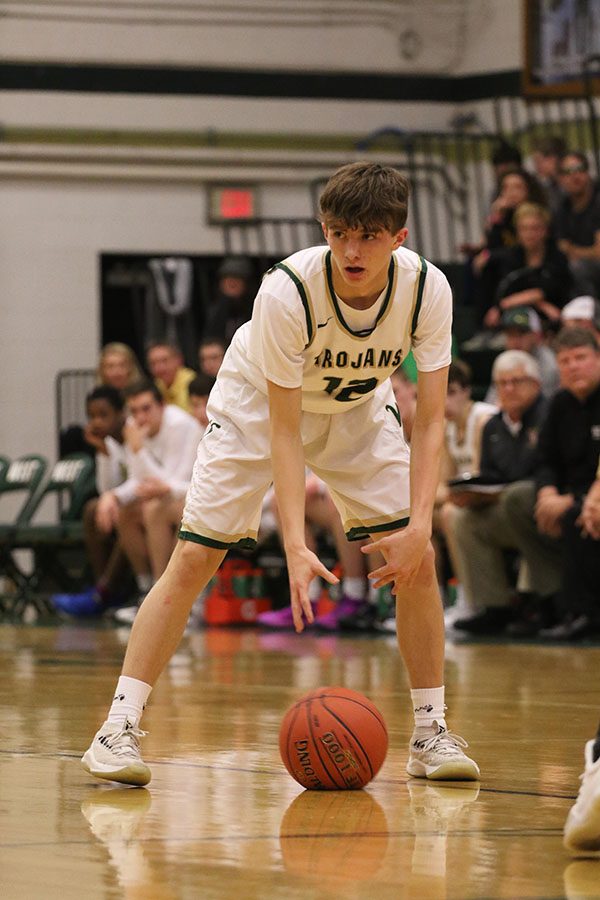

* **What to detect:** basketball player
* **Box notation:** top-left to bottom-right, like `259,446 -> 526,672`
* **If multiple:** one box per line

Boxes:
82,162 -> 480,786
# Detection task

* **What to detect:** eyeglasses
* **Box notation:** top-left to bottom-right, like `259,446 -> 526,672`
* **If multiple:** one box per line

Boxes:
494,376 -> 532,389
560,163 -> 588,175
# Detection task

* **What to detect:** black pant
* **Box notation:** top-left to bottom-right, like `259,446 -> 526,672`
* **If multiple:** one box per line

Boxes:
560,502 -> 600,618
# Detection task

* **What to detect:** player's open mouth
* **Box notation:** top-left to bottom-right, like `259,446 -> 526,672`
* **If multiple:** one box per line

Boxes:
345,266 -> 364,275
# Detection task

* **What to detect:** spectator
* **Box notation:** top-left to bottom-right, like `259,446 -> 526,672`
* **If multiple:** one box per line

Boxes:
531,135 -> 568,216
97,343 -> 144,392
485,307 -> 560,403
146,340 -> 196,413
203,256 -> 256,346
111,381 -> 202,623
446,351 -> 556,635
490,140 -> 523,185
561,295 -> 600,341
437,361 -> 497,626
52,387 -> 133,617
187,373 -> 215,432
557,151 -> 600,296
198,337 -> 226,377
530,328 -> 600,639
482,203 -> 572,329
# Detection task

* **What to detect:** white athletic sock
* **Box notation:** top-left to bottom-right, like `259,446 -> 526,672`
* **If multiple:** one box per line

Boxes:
410,686 -> 446,731
106,675 -> 152,728
342,577 -> 366,601
308,578 -> 322,603
136,573 -> 153,595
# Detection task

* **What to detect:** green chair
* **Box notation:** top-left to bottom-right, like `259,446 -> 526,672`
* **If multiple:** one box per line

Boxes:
7,454 -> 96,616
0,455 -> 48,609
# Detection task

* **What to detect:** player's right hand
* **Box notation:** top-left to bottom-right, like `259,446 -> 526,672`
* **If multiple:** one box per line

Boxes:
285,545 -> 339,633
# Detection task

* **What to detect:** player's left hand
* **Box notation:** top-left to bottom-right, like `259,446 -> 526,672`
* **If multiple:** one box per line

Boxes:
361,526 -> 430,593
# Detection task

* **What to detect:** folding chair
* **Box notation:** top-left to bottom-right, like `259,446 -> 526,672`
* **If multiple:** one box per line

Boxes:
7,454 -> 96,616
0,455 -> 48,610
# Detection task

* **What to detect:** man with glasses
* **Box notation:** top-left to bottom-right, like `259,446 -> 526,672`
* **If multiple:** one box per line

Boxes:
446,351 -> 559,635
557,152 -> 600,296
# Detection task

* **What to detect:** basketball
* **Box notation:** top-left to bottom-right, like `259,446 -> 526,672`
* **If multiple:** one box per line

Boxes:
279,686 -> 388,790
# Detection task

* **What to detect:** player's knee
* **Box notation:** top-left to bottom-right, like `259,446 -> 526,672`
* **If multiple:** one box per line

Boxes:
169,537 -> 224,588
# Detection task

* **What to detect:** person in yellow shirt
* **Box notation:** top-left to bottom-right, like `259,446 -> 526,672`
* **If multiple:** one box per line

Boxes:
146,340 -> 196,412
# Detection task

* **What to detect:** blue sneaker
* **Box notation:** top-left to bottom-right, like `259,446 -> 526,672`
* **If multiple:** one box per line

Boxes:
51,588 -> 103,617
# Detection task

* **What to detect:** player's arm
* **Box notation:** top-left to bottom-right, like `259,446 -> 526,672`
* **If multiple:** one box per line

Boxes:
267,380 -> 338,632
363,366 -> 448,589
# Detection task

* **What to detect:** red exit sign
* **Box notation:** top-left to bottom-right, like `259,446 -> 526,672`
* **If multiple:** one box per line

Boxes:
209,186 -> 257,222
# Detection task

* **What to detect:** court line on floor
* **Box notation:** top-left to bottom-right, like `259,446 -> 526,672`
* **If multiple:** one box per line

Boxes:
0,747 -> 578,800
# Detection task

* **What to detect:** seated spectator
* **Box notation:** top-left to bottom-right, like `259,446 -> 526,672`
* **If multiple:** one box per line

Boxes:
257,473 -> 369,632
97,343 -> 144,391
510,328 -> 600,640
436,361 -> 497,625
390,366 -> 417,443
561,295 -> 600,341
485,307 -> 560,403
187,373 -> 216,432
203,256 -> 256,346
198,337 -> 226,377
52,387 -> 133,617
531,135 -> 568,216
146,340 -> 196,413
61,342 -> 145,458
557,151 -> 600,296
446,351 -> 560,635
111,381 -> 203,623
482,203 -> 572,329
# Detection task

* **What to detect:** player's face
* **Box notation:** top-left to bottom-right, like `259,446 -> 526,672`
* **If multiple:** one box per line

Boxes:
557,345 -> 600,400
127,392 -> 164,436
323,224 -> 408,303
86,399 -> 123,440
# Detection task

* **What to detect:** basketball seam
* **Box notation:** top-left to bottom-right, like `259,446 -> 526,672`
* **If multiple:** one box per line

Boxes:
315,692 -> 388,736
320,700 -> 379,781
307,698 -> 346,790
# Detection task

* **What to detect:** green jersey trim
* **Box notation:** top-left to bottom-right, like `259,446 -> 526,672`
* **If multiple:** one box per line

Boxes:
346,515 -> 410,542
411,256 -> 428,336
271,262 -> 315,348
324,250 -> 396,340
179,529 -> 258,551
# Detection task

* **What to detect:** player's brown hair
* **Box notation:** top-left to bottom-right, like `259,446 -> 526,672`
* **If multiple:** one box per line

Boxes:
319,162 -> 410,233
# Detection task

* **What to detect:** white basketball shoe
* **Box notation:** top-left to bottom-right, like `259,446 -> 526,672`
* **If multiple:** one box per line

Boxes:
407,722 -> 480,781
564,740 -> 600,857
82,718 -> 151,786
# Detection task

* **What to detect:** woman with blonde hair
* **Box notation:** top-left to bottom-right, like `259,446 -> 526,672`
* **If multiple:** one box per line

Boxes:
97,343 -> 144,391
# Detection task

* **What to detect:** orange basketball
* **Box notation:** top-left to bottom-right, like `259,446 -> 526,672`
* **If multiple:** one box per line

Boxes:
279,686 -> 388,790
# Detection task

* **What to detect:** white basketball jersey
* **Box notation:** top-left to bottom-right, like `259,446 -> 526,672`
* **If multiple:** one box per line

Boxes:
227,245 -> 452,414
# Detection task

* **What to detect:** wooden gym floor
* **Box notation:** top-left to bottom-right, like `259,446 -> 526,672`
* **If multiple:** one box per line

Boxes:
1,621 -> 599,899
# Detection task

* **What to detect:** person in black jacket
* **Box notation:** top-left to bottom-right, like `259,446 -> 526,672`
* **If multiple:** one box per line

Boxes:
445,350 -> 561,634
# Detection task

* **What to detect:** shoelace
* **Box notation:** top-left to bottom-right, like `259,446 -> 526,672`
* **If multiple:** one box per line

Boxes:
413,730 -> 469,756
102,723 -> 148,759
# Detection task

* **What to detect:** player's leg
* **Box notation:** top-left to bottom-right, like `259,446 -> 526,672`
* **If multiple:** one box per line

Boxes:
81,539 -> 225,786
564,721 -> 600,856
374,531 -> 479,781
82,371 -> 273,787
142,495 -> 186,581
310,385 -> 479,781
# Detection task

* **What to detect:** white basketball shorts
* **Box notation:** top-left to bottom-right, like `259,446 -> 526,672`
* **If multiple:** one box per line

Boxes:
180,367 -> 411,549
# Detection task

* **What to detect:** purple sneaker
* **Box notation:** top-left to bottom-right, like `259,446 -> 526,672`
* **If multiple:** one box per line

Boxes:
314,596 -> 364,631
256,602 -> 317,630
